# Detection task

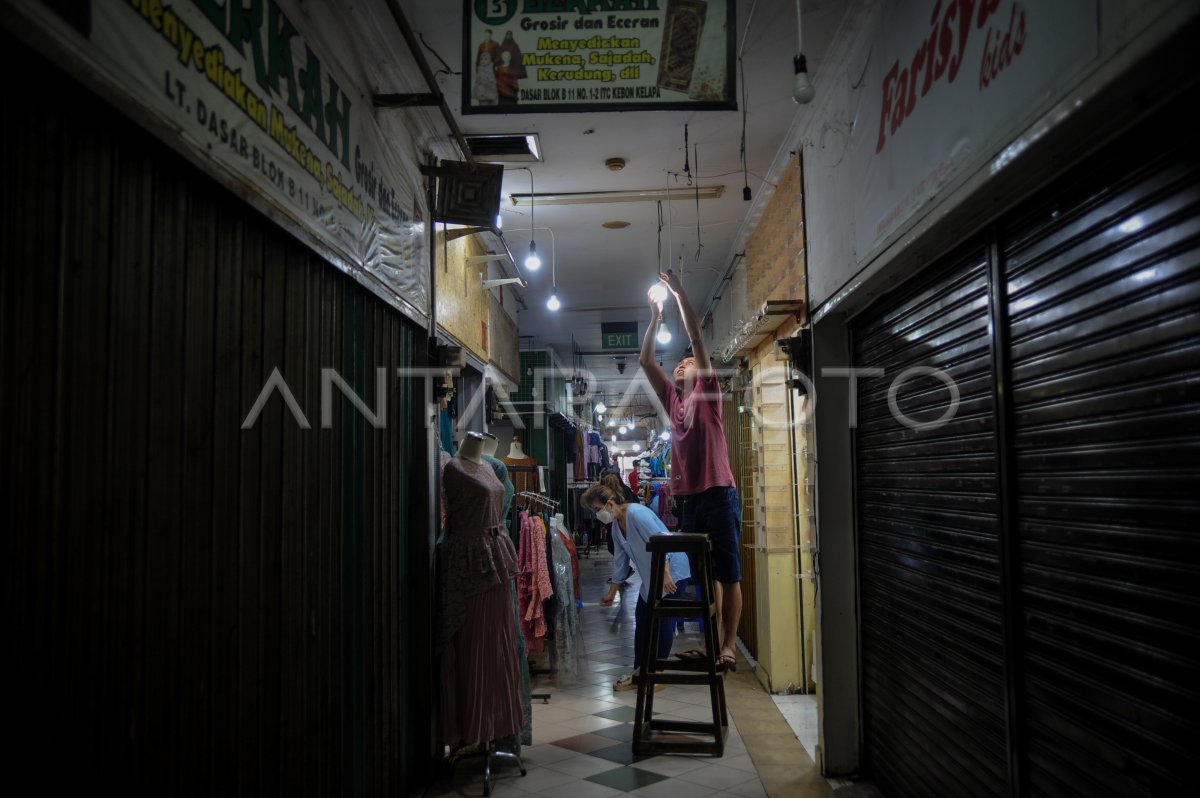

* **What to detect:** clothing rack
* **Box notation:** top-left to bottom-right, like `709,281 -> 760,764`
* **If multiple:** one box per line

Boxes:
508,471 -> 562,703
516,491 -> 559,510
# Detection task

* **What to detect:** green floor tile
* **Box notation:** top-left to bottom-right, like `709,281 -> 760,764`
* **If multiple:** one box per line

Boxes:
585,766 -> 669,791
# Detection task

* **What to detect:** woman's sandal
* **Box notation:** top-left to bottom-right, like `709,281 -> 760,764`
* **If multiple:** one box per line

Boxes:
717,651 -> 738,672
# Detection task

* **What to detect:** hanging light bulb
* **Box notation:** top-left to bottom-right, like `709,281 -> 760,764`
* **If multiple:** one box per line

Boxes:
598,413 -> 604,420
792,2 -> 815,104
656,326 -> 672,345
546,291 -> 560,311
495,213 -> 503,229
524,166 -> 540,269
619,425 -> 628,435
611,434 -> 616,443
595,401 -> 607,414
648,282 -> 669,308
660,431 -> 670,441
793,55 -> 815,104
632,443 -> 641,452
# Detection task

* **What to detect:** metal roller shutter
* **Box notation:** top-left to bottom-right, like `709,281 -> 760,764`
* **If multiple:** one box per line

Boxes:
852,247 -> 1008,798
1001,105 -> 1200,797
850,86 -> 1200,797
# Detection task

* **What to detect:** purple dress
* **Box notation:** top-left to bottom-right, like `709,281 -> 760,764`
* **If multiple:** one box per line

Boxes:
439,456 -> 523,745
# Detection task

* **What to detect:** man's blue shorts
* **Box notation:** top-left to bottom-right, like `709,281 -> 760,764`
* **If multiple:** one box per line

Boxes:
677,486 -> 742,584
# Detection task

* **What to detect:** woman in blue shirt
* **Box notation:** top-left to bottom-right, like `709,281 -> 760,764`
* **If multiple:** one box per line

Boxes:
582,483 -> 692,691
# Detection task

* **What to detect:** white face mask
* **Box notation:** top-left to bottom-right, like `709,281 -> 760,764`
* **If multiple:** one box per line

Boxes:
595,506 -> 615,525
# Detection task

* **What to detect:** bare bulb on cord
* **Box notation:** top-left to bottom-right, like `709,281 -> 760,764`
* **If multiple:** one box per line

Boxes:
648,282 -> 669,308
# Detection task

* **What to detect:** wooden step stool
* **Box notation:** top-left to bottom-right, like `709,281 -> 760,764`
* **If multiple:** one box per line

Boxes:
632,533 -> 729,757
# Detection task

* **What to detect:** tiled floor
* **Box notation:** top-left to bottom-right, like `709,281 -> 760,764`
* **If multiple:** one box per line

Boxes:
425,547 -> 835,797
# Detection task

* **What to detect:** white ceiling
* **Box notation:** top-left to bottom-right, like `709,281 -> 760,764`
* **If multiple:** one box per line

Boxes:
390,0 -> 848,416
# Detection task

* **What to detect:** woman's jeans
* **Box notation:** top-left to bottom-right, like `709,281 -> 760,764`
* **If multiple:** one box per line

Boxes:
634,577 -> 694,669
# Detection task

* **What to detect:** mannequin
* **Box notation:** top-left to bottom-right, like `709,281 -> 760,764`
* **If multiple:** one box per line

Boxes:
457,430 -> 487,463
502,435 -> 539,494
479,431 -> 515,543
440,429 -> 524,751
506,436 -> 527,460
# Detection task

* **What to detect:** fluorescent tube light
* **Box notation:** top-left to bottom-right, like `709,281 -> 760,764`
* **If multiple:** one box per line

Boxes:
509,185 -> 725,206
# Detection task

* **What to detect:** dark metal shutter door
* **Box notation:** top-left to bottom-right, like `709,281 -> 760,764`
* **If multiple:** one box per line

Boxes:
1000,98 -> 1200,797
852,248 -> 1008,798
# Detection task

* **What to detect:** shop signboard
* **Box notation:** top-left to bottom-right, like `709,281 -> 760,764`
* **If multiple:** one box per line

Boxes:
464,0 -> 736,113
849,0 -> 1098,262
14,0 -> 430,322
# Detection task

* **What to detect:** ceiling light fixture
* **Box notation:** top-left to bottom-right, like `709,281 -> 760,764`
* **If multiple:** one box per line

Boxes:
523,167 -> 541,270
509,185 -> 724,206
595,401 -> 607,414
793,0 -> 815,104
546,243 -> 561,310
648,282 -> 669,309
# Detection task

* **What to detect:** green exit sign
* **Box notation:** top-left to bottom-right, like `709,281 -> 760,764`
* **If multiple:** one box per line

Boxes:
601,321 -> 638,350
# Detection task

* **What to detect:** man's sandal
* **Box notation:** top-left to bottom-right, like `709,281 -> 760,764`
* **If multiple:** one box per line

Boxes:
674,649 -> 707,661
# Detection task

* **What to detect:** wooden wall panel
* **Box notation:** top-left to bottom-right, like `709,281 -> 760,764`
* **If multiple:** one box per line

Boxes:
744,156 -> 807,318
434,231 -> 490,361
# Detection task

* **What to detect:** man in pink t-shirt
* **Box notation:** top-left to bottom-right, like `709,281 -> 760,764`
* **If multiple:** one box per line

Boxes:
639,270 -> 742,672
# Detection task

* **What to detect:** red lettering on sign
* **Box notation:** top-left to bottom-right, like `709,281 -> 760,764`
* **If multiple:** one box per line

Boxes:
979,4 -> 1027,89
875,0 -> 1009,155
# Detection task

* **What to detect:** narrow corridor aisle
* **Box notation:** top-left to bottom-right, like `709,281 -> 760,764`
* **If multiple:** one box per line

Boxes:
426,547 -> 834,797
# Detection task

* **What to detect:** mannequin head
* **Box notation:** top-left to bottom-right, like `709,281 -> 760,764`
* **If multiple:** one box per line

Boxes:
480,432 -> 498,457
507,435 -> 525,459
457,431 -> 487,463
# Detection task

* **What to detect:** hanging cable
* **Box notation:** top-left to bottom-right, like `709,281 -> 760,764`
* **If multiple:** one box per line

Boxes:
740,55 -> 751,201
420,32 -> 460,77
682,124 -> 692,185
656,200 -> 664,274
694,144 -> 704,261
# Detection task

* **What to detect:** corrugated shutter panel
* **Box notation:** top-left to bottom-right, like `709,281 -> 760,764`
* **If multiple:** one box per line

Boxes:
1001,108 -> 1200,797
852,247 -> 1008,798
1,34 -> 428,796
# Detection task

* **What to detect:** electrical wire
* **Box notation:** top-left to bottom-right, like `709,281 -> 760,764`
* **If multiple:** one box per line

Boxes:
419,32 -> 460,77
682,124 -> 691,185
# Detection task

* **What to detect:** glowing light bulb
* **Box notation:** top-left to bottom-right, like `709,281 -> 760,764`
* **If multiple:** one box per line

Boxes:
546,292 -> 561,311
632,443 -> 641,452
525,240 -> 541,271
619,426 -> 628,435
660,431 -> 670,441
495,213 -> 503,229
648,282 -> 669,307
595,401 -> 607,414
611,434 -> 616,442
656,326 -> 672,345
